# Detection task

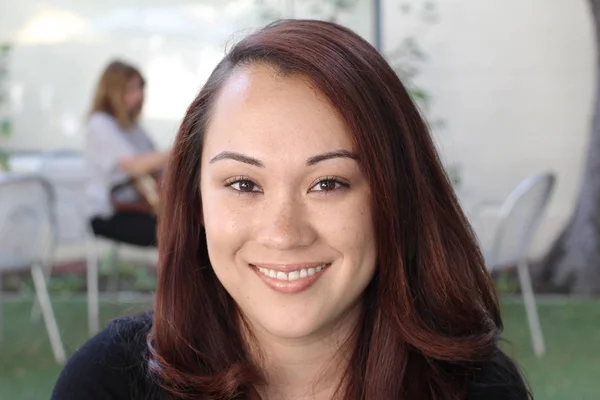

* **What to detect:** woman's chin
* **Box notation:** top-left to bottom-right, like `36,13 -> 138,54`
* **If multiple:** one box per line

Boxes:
248,312 -> 327,342
239,299 -> 361,344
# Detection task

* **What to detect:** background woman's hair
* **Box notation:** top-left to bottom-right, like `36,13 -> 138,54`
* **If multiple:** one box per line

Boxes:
90,59 -> 145,129
150,19 -> 504,399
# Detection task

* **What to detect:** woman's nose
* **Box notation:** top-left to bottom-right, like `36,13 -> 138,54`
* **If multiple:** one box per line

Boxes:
254,195 -> 317,250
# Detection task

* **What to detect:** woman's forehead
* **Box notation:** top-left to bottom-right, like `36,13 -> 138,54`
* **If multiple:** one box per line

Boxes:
203,65 -> 356,158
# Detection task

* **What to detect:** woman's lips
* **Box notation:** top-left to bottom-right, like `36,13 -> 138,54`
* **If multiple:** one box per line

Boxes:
250,262 -> 331,294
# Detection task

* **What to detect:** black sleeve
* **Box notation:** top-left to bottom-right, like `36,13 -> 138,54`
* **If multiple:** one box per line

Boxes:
467,348 -> 531,400
51,313 -> 152,400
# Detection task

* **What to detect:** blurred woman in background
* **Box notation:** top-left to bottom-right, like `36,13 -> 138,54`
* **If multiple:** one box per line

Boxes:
84,60 -> 168,247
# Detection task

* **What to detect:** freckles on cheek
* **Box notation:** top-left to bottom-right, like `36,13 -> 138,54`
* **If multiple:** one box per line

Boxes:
332,203 -> 373,239
203,198 -> 248,251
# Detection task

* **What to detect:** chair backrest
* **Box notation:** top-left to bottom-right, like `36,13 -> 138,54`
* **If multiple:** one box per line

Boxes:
0,174 -> 56,271
487,172 -> 556,270
37,150 -> 89,243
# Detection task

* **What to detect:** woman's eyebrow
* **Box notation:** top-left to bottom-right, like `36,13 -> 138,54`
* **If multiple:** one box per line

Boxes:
209,149 -> 359,167
306,150 -> 359,166
209,151 -> 264,167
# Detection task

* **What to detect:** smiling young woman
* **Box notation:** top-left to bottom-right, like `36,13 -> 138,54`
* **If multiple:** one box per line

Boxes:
52,20 -> 530,400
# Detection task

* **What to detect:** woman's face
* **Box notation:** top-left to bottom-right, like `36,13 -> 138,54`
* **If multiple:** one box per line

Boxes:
123,75 -> 144,116
200,65 -> 377,341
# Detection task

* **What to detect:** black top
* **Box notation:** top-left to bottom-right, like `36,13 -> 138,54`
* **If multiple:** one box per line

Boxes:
51,313 -> 530,400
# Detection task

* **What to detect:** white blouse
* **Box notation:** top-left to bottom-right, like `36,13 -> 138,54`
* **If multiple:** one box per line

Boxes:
83,111 -> 155,218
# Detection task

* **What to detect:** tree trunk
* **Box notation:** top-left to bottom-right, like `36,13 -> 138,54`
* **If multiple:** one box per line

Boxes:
535,0 -> 600,294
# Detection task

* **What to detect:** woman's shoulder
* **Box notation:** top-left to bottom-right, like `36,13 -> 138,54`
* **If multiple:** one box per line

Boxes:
467,348 -> 531,400
86,111 -> 123,141
88,111 -> 118,127
51,312 -> 156,400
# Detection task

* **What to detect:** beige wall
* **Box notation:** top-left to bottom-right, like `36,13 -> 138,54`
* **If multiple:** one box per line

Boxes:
384,0 -> 594,255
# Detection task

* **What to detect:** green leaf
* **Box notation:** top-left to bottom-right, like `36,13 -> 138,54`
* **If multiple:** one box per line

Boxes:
409,88 -> 430,102
1,120 -> 11,137
0,152 -> 9,171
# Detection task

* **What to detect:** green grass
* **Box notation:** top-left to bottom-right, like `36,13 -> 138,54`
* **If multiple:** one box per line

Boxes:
0,297 -> 598,399
501,299 -> 600,399
0,297 -> 150,400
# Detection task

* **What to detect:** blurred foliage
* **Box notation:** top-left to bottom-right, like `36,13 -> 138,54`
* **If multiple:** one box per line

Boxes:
494,270 -> 521,295
3,255 -> 157,295
445,163 -> 462,189
47,274 -> 82,294
386,0 -> 443,129
255,0 -> 438,118
98,254 -> 157,293
0,43 -> 12,171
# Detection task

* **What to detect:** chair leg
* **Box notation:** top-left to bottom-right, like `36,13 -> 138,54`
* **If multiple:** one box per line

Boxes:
31,262 -> 66,364
517,259 -> 546,357
86,237 -> 100,336
30,238 -> 56,323
29,266 -> 53,322
106,243 -> 120,304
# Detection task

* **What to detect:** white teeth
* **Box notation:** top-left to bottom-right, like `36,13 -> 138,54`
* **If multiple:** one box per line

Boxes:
288,271 -> 300,281
276,271 -> 288,280
255,264 -> 328,281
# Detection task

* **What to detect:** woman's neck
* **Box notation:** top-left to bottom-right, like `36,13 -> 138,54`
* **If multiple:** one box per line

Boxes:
246,302 -> 363,400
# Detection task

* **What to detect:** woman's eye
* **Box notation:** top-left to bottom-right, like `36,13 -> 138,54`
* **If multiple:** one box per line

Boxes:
229,179 -> 260,193
311,178 -> 348,192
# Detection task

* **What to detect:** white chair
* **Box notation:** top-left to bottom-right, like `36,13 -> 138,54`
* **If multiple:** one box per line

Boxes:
0,173 -> 66,363
37,150 -> 154,336
36,150 -> 102,335
474,172 -> 556,358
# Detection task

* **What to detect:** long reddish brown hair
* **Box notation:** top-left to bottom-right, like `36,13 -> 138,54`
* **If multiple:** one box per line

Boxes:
150,19 -> 503,399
